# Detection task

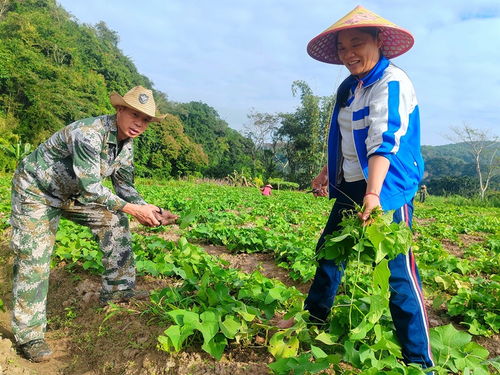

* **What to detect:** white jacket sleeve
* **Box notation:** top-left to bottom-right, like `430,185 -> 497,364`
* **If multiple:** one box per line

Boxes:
365,71 -> 418,157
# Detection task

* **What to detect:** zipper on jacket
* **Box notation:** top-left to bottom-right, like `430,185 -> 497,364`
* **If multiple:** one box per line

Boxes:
351,81 -> 368,182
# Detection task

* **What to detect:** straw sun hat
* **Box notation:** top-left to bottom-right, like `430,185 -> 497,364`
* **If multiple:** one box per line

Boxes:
110,86 -> 166,122
307,5 -> 414,64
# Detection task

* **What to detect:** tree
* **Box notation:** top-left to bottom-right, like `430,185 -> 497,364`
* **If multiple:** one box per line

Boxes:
243,109 -> 280,178
169,101 -> 255,178
135,114 -> 208,178
275,81 -> 334,187
449,124 -> 499,200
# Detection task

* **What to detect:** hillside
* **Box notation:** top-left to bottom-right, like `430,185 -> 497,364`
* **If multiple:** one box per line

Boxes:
0,0 -> 253,178
421,142 -> 499,196
421,143 -> 477,178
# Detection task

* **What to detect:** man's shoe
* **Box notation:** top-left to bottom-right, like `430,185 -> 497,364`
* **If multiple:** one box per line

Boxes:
99,289 -> 150,306
19,339 -> 52,362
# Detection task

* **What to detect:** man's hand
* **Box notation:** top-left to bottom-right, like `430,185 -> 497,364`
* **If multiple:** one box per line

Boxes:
154,207 -> 179,226
311,165 -> 328,197
121,203 -> 162,227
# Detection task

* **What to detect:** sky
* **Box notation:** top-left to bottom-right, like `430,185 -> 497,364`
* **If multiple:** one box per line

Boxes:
55,0 -> 500,146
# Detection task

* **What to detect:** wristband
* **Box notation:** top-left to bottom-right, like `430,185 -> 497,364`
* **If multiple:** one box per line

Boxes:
364,192 -> 380,200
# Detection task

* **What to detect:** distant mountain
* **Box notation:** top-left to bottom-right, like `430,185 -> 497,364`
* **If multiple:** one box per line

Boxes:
421,142 -> 499,195
421,142 -> 499,179
421,143 -> 476,179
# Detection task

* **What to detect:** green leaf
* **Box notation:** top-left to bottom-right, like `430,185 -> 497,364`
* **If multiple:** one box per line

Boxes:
160,324 -> 195,352
167,309 -> 200,327
265,286 -> 284,304
199,310 -> 219,344
463,341 -> 489,360
157,334 -> 172,352
372,259 -> 390,294
269,332 -> 300,359
349,320 -> 374,340
268,357 -> 298,375
233,306 -> 256,322
343,340 -> 361,367
429,324 -> 490,373
219,315 -> 240,339
315,331 -> 337,345
431,324 -> 471,351
201,333 -> 227,360
310,344 -> 327,359
179,210 -> 198,229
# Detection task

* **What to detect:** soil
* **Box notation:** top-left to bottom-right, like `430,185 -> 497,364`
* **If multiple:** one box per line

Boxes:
441,239 -> 464,258
440,233 -> 486,258
201,244 -> 311,294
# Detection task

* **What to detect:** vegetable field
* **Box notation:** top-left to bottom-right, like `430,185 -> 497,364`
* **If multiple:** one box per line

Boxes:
0,176 -> 498,374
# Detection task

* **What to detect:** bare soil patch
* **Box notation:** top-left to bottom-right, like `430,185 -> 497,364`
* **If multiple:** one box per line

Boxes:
441,233 -> 486,258
413,217 -> 436,225
201,243 -> 311,294
459,233 -> 485,247
441,239 -> 464,258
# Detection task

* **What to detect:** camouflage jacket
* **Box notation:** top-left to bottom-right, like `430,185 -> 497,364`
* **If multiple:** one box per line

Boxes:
13,115 -> 146,211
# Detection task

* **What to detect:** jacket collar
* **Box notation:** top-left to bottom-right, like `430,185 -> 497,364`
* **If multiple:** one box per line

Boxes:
355,55 -> 390,88
106,115 -> 132,149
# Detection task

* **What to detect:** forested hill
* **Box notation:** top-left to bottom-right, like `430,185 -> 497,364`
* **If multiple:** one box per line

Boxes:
422,143 -> 477,178
0,0 -> 253,177
422,142 -> 499,179
421,142 -> 500,195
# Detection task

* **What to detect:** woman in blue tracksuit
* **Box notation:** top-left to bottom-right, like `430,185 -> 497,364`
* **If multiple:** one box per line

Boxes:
304,5 -> 434,370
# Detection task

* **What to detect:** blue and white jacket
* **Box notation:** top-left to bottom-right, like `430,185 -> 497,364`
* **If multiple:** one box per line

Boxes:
328,56 -> 424,210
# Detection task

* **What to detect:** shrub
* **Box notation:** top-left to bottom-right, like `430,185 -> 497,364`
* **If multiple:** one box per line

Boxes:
268,178 -> 299,190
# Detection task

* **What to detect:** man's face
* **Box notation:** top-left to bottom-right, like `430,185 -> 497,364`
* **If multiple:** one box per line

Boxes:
116,106 -> 152,140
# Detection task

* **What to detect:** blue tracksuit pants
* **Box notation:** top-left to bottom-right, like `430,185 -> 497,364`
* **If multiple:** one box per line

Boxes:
304,180 -> 434,368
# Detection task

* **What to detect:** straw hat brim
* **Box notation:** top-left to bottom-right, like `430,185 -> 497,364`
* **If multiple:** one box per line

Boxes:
110,92 -> 166,122
307,6 -> 414,65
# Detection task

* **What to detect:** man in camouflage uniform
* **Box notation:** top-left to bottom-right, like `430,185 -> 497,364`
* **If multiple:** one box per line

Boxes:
419,184 -> 427,203
10,86 -> 177,362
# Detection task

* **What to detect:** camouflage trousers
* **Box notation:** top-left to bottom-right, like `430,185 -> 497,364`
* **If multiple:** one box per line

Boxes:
10,190 -> 134,345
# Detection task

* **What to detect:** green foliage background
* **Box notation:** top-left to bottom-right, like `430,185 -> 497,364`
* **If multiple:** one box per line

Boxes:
0,0 -> 252,178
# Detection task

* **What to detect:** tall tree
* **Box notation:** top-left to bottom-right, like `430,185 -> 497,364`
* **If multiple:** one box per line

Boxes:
243,109 -> 280,179
276,80 -> 334,187
449,124 -> 499,200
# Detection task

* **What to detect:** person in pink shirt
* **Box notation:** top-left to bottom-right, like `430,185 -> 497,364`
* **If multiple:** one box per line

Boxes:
261,184 -> 273,196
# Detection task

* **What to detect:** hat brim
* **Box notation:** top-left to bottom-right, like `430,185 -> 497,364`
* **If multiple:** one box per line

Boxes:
110,92 -> 166,122
307,24 -> 414,64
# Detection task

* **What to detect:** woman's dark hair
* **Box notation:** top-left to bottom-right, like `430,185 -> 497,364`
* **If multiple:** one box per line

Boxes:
355,27 -> 380,39
334,27 -> 382,56
337,76 -> 356,108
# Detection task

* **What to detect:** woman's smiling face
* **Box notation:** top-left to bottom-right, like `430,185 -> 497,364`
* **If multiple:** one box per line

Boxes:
336,28 -> 382,78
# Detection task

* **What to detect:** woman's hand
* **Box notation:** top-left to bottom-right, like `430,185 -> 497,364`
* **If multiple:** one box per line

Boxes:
358,193 -> 381,223
359,155 -> 390,223
122,203 -> 161,227
312,165 -> 328,197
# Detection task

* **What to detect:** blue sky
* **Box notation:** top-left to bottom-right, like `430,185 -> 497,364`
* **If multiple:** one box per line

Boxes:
56,0 -> 500,146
